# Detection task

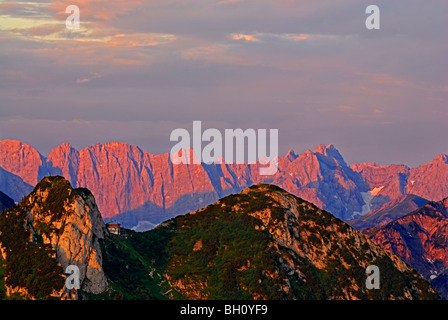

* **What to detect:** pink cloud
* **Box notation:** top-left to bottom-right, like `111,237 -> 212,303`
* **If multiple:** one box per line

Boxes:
107,33 -> 176,47
49,0 -> 143,21
231,33 -> 259,42
337,105 -> 356,112
371,73 -> 413,87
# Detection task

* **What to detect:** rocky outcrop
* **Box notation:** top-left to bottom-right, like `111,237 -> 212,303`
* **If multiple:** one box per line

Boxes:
1,139 -> 447,230
0,176 -> 108,299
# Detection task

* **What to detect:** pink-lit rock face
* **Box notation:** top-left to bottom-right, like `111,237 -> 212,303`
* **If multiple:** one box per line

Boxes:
1,139 -> 448,230
407,154 -> 448,201
0,140 -> 45,186
366,198 -> 448,289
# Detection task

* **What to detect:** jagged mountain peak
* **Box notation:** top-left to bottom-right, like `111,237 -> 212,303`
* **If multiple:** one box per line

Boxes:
312,143 -> 347,167
49,142 -> 77,153
314,143 -> 337,153
313,143 -> 341,156
285,149 -> 297,161
1,139 -> 448,230
91,141 -> 140,152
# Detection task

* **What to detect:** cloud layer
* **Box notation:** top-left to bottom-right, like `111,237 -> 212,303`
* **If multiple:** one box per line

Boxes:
0,0 -> 447,166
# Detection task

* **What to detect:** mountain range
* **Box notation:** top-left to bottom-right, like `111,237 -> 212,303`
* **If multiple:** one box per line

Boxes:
0,177 -> 439,300
1,139 -> 447,231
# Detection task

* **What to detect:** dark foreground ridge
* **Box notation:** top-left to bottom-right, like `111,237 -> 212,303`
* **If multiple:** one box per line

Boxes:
101,183 -> 439,300
0,177 -> 440,300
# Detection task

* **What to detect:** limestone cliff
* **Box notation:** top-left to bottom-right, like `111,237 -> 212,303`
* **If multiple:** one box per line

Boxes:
0,176 -> 108,299
1,139 -> 448,231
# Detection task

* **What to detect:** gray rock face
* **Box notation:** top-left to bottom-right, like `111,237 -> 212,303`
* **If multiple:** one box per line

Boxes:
21,176 -> 108,296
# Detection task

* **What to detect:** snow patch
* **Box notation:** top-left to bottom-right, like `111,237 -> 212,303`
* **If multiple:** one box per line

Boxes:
360,191 -> 375,216
353,186 -> 384,218
132,220 -> 158,232
371,186 -> 384,196
349,186 -> 386,219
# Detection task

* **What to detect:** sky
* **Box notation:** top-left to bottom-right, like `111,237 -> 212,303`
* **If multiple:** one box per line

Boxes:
0,0 -> 447,167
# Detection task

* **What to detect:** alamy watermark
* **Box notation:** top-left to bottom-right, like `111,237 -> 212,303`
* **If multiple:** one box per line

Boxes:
365,5 -> 380,30
170,121 -> 279,176
65,265 -> 80,290
64,4 -> 379,31
65,5 -> 80,30
366,265 -> 380,289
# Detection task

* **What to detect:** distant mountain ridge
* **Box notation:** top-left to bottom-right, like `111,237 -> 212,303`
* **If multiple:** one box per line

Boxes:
1,139 -> 447,230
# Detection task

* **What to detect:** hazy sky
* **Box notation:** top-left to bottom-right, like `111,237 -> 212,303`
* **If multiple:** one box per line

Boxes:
0,0 -> 447,167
